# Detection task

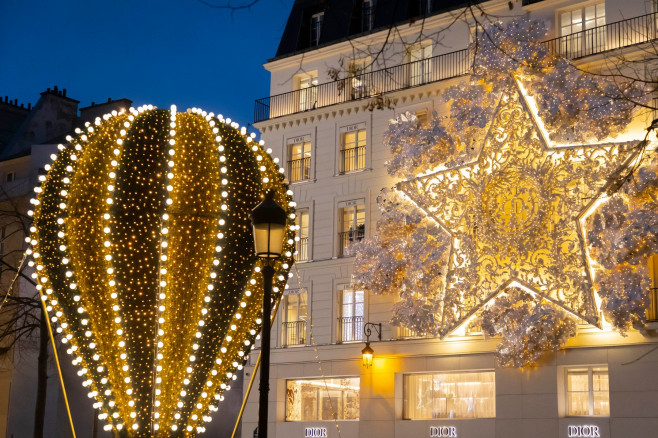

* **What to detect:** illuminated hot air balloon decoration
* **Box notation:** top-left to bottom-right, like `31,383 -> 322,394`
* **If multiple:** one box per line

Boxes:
27,105 -> 295,436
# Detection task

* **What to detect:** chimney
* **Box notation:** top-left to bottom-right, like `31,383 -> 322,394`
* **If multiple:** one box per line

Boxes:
54,85 -> 58,93
63,89 -> 67,97
108,98 -> 112,103
28,103 -> 32,110
91,102 -> 95,107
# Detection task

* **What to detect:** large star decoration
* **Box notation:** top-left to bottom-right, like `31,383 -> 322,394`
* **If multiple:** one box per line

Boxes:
398,83 -> 639,336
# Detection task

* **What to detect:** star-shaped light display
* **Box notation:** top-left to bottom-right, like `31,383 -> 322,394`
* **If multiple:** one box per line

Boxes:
399,84 -> 638,335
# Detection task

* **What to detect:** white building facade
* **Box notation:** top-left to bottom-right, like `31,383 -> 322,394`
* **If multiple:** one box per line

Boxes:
243,1 -> 658,437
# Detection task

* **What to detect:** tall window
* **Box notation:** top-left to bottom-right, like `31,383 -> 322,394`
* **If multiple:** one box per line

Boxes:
362,0 -> 375,32
295,209 -> 309,262
337,288 -> 364,342
285,377 -> 360,421
404,371 -> 495,419
406,42 -> 433,86
566,367 -> 610,416
288,137 -> 312,182
647,254 -> 658,321
559,3 -> 606,57
338,201 -> 365,256
339,126 -> 366,173
310,12 -> 324,46
297,74 -> 318,112
282,290 -> 308,346
5,172 -> 15,183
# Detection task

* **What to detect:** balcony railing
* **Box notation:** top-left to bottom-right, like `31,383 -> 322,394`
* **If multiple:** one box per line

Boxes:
254,11 -> 658,123
288,157 -> 311,182
295,236 -> 308,262
339,145 -> 366,174
338,225 -> 365,257
337,315 -> 364,342
282,320 -> 307,346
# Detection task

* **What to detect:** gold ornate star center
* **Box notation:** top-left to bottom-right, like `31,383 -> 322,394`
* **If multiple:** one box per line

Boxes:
398,83 -> 638,335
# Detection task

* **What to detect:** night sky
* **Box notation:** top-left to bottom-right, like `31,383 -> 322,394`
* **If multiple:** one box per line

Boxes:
1,0 -> 292,129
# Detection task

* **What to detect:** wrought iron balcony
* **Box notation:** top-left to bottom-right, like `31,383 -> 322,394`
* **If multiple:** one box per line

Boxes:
288,156 -> 311,182
338,225 -> 365,257
295,236 -> 308,262
337,315 -> 364,342
282,320 -> 307,346
254,11 -> 658,123
339,145 -> 366,174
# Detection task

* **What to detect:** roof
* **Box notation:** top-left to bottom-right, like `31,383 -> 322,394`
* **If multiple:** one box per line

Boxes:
273,0 -> 475,60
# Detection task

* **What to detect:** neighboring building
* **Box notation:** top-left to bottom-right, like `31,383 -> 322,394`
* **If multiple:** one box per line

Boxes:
245,1 -> 658,438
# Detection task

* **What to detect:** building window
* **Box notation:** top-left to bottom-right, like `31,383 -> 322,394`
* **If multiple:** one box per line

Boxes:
362,0 -> 375,32
346,58 -> 371,99
337,288 -> 364,342
338,200 -> 365,256
282,290 -> 308,346
296,74 -> 318,112
5,172 -> 15,183
403,371 -> 496,419
565,367 -> 610,417
285,377 -> 360,421
288,136 -> 312,182
649,254 -> 658,321
559,3 -> 606,57
295,209 -> 309,262
406,42 -> 433,86
339,126 -> 366,174
415,109 -> 430,127
310,12 -> 324,46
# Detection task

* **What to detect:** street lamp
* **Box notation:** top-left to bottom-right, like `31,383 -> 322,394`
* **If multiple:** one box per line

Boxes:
361,322 -> 381,369
250,190 -> 287,438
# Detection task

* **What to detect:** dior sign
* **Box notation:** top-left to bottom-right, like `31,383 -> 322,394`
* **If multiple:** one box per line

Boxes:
568,425 -> 601,437
429,426 -> 457,437
304,427 -> 328,437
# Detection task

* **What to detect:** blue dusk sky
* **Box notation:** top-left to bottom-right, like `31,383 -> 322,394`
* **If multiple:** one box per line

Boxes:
1,0 -> 293,129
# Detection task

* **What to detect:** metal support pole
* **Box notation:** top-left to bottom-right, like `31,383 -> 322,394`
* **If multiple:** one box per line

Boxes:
257,264 -> 274,438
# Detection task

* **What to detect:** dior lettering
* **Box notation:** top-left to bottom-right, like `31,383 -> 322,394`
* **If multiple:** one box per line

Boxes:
304,427 -> 328,437
429,426 -> 457,437
567,425 -> 600,437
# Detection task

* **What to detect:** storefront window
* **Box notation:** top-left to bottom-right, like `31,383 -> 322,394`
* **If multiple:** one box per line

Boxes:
403,371 -> 495,419
286,377 -> 360,421
566,367 -> 609,416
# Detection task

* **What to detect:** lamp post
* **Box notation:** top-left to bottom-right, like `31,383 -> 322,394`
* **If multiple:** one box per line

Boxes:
250,191 -> 287,438
361,322 -> 381,368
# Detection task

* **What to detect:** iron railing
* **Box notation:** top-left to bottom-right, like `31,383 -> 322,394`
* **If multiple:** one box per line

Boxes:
282,320 -> 307,346
288,157 -> 311,182
338,225 -> 365,257
254,11 -> 658,123
339,145 -> 366,174
337,315 -> 364,342
295,236 -> 308,262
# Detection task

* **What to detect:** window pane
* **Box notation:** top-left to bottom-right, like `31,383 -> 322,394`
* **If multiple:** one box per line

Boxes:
404,372 -> 495,419
592,370 -> 608,391
286,378 -> 360,421
593,391 -> 610,416
568,392 -> 590,416
567,371 -> 588,392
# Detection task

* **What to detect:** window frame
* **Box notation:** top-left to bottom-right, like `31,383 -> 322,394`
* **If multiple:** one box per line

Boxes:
564,366 -> 610,417
310,12 -> 324,46
294,208 -> 310,262
336,287 -> 365,343
281,289 -> 308,347
402,370 -> 496,420
285,376 -> 361,422
339,124 -> 367,174
287,135 -> 313,183
337,199 -> 366,256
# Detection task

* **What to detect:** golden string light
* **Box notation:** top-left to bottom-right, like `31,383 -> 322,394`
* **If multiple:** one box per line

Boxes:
29,105 -> 295,437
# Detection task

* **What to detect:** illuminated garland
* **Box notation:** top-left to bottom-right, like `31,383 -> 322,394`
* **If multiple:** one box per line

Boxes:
29,105 -> 295,437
